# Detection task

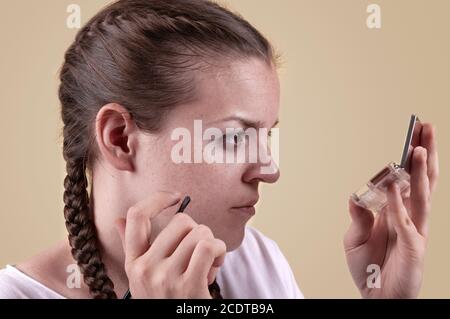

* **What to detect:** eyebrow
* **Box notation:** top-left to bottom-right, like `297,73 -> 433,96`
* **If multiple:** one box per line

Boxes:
208,115 -> 279,129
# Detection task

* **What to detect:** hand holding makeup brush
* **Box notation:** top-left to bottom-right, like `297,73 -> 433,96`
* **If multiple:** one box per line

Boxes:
114,191 -> 226,298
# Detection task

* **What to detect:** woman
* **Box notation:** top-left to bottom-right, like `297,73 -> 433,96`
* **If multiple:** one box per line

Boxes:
0,0 -> 439,299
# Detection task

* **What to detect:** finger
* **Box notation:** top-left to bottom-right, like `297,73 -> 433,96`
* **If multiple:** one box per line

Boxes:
130,191 -> 182,219
207,267 -> 220,286
410,147 -> 431,237
420,123 -> 439,193
144,213 -> 198,262
343,198 -> 375,251
386,183 -> 417,244
168,224 -> 214,274
114,218 -> 127,252
125,191 -> 181,263
185,239 -> 226,286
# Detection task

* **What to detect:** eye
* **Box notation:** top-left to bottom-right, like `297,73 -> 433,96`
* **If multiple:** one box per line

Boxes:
266,128 -> 276,149
223,130 -> 246,147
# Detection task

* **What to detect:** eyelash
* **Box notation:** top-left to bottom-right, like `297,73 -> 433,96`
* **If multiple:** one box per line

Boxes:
223,131 -> 246,147
222,129 -> 273,147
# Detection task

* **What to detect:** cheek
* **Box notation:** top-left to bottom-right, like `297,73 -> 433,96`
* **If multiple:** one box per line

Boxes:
133,142 -> 179,196
175,163 -> 242,196
136,138 -> 245,212
139,153 -> 243,197
168,164 -> 244,218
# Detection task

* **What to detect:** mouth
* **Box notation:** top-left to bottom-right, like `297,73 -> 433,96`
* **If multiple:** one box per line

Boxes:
231,206 -> 256,216
231,197 -> 259,216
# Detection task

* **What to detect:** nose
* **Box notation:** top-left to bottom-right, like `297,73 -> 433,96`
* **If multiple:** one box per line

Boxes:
242,158 -> 280,184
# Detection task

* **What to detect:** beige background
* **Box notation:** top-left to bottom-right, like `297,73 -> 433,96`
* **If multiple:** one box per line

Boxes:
0,0 -> 448,298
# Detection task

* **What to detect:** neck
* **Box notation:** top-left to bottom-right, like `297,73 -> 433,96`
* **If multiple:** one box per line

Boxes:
89,175 -> 130,298
96,242 -> 129,298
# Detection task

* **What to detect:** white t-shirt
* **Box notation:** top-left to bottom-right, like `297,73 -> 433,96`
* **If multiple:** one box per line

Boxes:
0,226 -> 304,299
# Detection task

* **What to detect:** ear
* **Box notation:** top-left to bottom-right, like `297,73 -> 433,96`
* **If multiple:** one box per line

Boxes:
95,103 -> 137,171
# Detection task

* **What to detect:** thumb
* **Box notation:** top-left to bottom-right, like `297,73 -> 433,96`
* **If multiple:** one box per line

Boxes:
386,183 -> 417,245
344,198 -> 375,251
114,218 -> 127,252
207,266 -> 220,286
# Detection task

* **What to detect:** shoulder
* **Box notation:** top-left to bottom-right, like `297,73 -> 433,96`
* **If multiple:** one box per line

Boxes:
0,265 -> 23,298
0,240 -> 82,299
0,265 -> 64,299
216,226 -> 304,299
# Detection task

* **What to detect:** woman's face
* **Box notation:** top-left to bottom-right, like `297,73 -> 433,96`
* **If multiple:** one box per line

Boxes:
132,58 -> 280,251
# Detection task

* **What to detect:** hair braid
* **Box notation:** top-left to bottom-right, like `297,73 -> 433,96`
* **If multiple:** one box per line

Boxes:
208,280 -> 223,299
62,132 -> 117,299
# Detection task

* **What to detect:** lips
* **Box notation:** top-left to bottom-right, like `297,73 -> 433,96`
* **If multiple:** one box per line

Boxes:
231,196 -> 259,215
235,196 -> 259,207
232,206 -> 256,215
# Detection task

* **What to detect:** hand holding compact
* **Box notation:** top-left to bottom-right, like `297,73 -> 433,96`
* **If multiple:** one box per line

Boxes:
344,123 -> 439,298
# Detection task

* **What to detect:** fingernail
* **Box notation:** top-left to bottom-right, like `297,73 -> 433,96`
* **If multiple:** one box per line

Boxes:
114,218 -> 124,230
422,149 -> 428,160
172,192 -> 182,199
391,182 -> 399,192
162,190 -> 181,197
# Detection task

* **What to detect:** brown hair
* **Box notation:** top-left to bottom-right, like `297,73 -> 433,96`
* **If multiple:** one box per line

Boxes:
59,0 -> 276,299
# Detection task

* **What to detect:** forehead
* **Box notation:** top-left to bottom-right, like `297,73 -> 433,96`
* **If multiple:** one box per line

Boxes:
175,58 -> 280,128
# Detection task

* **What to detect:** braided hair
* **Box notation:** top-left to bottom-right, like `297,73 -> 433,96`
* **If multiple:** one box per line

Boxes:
59,0 -> 276,299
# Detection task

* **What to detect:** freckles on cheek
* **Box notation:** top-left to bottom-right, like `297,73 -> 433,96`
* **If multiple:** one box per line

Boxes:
194,164 -> 242,188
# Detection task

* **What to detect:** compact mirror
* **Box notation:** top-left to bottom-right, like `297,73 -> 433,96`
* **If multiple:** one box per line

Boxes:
400,115 -> 423,173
